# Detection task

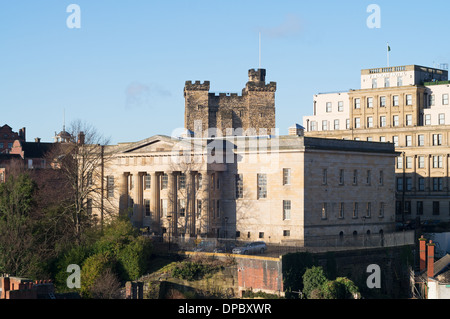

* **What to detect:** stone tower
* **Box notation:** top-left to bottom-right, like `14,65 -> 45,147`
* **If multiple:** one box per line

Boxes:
184,69 -> 276,137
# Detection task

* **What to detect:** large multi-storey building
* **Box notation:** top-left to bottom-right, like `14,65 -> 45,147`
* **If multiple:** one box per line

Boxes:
303,64 -> 450,224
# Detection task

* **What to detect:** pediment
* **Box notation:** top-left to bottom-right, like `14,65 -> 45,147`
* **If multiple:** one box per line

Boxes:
121,135 -> 180,154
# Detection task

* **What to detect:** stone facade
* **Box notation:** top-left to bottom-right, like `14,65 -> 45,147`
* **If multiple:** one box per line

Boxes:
93,132 -> 397,245
303,64 -> 450,223
184,69 -> 276,137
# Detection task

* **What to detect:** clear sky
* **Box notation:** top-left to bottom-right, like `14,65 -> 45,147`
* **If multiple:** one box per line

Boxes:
1,0 -> 450,144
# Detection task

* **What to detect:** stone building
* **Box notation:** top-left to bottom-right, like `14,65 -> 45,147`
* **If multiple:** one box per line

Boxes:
303,64 -> 450,224
94,129 -> 397,245
184,69 -> 276,137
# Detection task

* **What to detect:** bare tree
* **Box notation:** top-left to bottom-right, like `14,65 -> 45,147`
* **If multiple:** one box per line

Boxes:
48,119 -> 112,243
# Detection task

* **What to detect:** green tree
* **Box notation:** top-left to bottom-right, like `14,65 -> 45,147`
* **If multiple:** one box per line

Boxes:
302,266 -> 328,299
0,172 -> 42,277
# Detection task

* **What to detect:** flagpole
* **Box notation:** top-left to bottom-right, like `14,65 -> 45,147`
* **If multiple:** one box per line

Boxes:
387,42 -> 390,67
259,32 -> 262,69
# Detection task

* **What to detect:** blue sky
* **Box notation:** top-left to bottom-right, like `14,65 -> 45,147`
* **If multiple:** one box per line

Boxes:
1,0 -> 450,144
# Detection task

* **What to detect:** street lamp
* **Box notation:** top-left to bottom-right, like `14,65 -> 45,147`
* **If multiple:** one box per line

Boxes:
167,214 -> 172,251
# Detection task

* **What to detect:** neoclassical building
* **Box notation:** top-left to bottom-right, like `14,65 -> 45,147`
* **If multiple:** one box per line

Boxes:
303,64 -> 450,224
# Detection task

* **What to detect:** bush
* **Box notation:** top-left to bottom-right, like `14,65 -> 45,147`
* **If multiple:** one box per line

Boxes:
302,266 -> 328,299
117,236 -> 153,281
80,253 -> 116,298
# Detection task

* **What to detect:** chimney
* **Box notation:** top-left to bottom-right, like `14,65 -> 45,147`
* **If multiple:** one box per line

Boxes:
77,132 -> 85,145
35,138 -> 41,144
419,236 -> 427,272
427,240 -> 435,278
1,277 -> 10,299
289,124 -> 305,137
19,127 -> 26,141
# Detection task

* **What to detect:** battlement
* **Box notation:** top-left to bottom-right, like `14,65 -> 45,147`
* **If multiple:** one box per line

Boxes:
184,80 -> 210,91
208,92 -> 242,97
248,68 -> 266,82
245,81 -> 277,92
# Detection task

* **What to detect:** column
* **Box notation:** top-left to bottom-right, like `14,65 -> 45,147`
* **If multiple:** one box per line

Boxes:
119,172 -> 130,216
134,172 -> 144,228
187,172 -> 196,237
168,171 -> 178,237
150,172 -> 158,233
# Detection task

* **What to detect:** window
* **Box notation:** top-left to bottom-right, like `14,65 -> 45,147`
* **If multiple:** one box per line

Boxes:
322,169 -> 327,185
417,201 -> 424,215
406,114 -> 413,126
161,199 -> 168,217
418,135 -> 425,146
235,174 -> 243,199
338,101 -> 344,112
216,200 -> 220,218
367,137 -> 373,142
145,199 -> 151,217
259,232 -> 264,239
283,168 -> 291,185
393,136 -> 399,147
366,170 -> 371,185
334,119 -> 340,130
197,173 -> 203,190
322,120 -> 328,131
355,118 -> 361,128
380,116 -> 386,127
326,102 -> 332,113
367,117 -> 373,128
367,97 -> 373,108
178,174 -> 186,189
430,95 -> 435,106
321,203 -> 327,219
346,119 -> 350,129
283,200 -> 291,220
397,177 -> 403,191
283,230 -> 291,237
418,156 -> 425,169
372,79 -> 377,88
406,135 -> 412,147
353,202 -> 358,218
86,199 -> 92,216
339,203 -> 344,219
380,96 -> 386,107
443,94 -> 449,105
406,177 -> 413,191
433,156 -> 443,168
379,202 -> 385,218
397,77 -> 403,86
379,170 -> 384,185
425,114 -> 431,125
366,202 -> 372,217
144,174 -> 151,190
406,94 -> 412,105
406,156 -> 413,169
310,121 -> 317,131
179,199 -> 186,217
433,178 -> 443,191
339,169 -> 345,185
418,178 -> 425,191
397,156 -> 403,169
354,98 -> 361,109
393,95 -> 399,106
257,174 -> 267,199
161,174 -> 168,190
433,134 -> 442,146
384,77 -> 390,88
107,176 -> 114,198
433,201 -> 440,215
393,115 -> 399,127
439,113 -> 445,125
353,170 -> 358,185
380,136 -> 386,142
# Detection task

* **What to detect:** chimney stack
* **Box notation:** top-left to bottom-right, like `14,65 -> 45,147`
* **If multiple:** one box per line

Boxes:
419,236 -> 427,272
427,240 -> 435,278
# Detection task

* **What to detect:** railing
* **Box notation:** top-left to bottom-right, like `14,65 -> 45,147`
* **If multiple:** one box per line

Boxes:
149,230 -> 416,255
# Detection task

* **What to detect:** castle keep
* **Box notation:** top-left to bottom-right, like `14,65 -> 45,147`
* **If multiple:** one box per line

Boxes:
184,69 -> 277,136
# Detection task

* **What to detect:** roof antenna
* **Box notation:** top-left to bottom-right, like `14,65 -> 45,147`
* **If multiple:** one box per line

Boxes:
259,32 -> 262,69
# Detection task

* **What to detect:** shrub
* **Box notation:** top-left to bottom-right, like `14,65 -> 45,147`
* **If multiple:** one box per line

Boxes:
302,266 -> 328,299
80,253 -> 116,298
